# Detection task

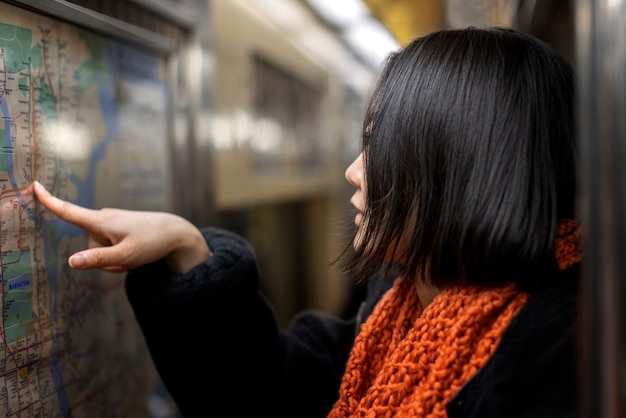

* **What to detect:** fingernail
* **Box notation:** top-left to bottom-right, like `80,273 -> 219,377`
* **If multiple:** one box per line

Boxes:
69,254 -> 85,268
34,181 -> 46,193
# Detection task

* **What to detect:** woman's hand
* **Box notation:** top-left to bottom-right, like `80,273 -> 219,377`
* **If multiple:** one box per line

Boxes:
33,181 -> 212,273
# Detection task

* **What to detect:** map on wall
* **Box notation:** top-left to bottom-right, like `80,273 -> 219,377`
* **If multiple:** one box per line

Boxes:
0,2 -> 176,417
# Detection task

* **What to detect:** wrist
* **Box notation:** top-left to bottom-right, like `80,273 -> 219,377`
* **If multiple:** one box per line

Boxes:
165,220 -> 212,273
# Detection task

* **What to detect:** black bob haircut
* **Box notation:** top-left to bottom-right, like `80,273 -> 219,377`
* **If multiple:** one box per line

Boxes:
344,27 -> 577,289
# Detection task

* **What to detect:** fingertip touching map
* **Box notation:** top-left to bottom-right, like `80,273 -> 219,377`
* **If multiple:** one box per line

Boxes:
0,2 -> 176,417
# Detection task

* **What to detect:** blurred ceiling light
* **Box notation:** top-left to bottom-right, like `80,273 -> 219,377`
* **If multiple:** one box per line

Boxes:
343,18 -> 399,68
304,0 -> 369,27
304,0 -> 399,68
243,0 -> 398,89
607,0 -> 622,10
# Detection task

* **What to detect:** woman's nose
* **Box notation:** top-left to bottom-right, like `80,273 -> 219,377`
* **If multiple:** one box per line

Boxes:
345,153 -> 364,188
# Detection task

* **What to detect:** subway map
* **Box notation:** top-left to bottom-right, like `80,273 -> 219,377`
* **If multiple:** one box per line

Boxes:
0,2 -> 175,417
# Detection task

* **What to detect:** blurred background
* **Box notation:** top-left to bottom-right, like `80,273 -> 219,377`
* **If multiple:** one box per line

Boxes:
1,0 -> 623,416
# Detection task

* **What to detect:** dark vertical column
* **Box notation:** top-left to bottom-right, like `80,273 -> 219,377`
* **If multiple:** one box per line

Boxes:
576,0 -> 626,416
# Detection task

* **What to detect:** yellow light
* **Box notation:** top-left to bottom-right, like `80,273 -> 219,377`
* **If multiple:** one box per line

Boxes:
361,0 -> 446,45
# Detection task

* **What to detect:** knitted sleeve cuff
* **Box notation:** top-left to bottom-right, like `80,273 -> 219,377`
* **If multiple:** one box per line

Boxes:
125,226 -> 260,314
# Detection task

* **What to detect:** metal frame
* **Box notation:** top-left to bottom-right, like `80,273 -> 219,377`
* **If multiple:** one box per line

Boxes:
6,0 -> 181,53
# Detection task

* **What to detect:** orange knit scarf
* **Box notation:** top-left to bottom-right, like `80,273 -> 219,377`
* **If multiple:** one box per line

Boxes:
328,221 -> 582,417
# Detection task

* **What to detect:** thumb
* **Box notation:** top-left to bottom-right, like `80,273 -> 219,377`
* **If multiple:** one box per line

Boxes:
68,246 -> 130,271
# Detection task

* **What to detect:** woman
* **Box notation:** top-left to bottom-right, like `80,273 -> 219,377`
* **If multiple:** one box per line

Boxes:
33,27 -> 580,417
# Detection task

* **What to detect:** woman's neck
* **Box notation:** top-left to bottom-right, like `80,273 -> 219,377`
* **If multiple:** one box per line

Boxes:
416,283 -> 441,308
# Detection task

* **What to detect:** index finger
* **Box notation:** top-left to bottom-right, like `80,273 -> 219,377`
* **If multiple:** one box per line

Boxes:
33,181 -> 99,230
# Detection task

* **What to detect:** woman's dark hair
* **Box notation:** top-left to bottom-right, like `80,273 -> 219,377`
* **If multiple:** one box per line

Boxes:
344,27 -> 577,289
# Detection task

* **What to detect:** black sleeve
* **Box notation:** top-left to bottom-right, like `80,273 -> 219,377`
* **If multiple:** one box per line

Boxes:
125,227 -> 356,418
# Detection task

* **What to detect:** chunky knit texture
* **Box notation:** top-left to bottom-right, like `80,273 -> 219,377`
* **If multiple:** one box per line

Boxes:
328,221 -> 582,418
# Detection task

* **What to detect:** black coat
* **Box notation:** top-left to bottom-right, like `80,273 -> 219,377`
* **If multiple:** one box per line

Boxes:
125,227 -> 578,418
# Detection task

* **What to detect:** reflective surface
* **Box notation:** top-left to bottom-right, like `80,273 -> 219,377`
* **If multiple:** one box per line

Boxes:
577,0 -> 626,416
